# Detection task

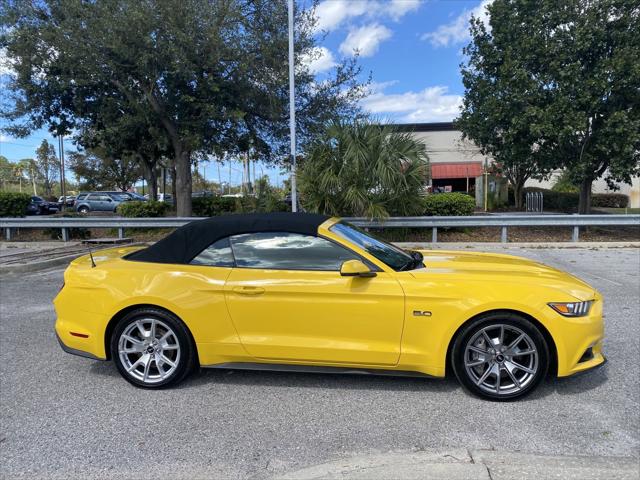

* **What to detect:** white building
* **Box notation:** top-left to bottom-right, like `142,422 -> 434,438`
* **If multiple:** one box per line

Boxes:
397,122 -> 640,207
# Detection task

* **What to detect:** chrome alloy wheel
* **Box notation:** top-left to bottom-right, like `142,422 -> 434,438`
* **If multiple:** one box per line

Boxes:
464,324 -> 539,396
118,318 -> 181,384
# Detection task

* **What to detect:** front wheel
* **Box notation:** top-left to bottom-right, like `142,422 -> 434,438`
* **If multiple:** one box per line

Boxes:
451,313 -> 549,401
110,308 -> 195,388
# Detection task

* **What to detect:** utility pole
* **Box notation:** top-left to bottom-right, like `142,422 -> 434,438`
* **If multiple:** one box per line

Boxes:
58,134 -> 66,210
288,0 -> 297,212
483,160 -> 489,212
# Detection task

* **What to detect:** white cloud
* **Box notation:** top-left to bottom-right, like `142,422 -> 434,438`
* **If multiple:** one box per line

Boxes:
339,23 -> 392,57
361,83 -> 462,122
386,0 -> 421,20
313,0 -> 421,32
314,0 -> 370,32
421,0 -> 493,48
300,46 -> 337,74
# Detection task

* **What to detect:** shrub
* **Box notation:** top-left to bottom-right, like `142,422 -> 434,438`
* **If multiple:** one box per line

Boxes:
0,192 -> 31,217
551,170 -> 580,193
423,192 -> 476,216
524,188 -> 629,211
192,196 -> 237,217
592,193 -> 629,208
116,200 -> 169,218
524,187 -> 578,212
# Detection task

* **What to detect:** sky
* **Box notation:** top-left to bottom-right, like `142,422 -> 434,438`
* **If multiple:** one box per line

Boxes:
0,0 -> 490,188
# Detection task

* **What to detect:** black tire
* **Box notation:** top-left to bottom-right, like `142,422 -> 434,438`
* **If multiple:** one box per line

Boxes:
110,307 -> 196,389
451,312 -> 549,401
78,206 -> 89,214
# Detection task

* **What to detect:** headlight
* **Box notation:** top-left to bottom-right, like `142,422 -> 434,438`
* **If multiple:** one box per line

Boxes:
548,300 -> 593,317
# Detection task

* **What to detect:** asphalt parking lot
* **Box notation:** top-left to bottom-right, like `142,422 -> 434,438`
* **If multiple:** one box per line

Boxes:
1,246 -> 639,479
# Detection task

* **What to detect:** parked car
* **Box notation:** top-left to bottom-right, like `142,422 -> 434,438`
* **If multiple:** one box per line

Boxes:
74,192 -> 126,213
157,193 -> 174,204
123,192 -> 147,202
57,195 -> 76,208
54,213 -> 605,400
192,190 -> 214,198
26,196 -> 59,215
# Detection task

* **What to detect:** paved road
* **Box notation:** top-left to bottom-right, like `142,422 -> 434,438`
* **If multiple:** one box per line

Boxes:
1,246 -> 639,479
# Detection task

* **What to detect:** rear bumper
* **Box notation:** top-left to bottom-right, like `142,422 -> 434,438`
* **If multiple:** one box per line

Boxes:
56,332 -> 105,361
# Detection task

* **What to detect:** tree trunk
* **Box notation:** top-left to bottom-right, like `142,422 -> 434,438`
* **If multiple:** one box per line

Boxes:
142,160 -> 158,201
513,180 -> 525,210
578,177 -> 593,214
174,150 -> 192,216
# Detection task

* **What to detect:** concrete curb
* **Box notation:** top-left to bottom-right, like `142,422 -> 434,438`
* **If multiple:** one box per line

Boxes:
274,449 -> 640,480
0,252 -> 83,275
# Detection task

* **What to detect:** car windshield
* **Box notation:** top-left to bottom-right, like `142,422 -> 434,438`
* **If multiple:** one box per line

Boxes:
330,221 -> 420,271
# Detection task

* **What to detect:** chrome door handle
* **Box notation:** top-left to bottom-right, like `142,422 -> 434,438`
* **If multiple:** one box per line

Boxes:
232,286 -> 265,295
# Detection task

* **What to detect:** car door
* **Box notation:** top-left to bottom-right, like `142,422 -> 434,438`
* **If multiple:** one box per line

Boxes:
222,232 -> 405,366
85,193 -> 101,211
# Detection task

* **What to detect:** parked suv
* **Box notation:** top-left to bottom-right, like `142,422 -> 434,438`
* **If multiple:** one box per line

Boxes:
74,192 -> 126,213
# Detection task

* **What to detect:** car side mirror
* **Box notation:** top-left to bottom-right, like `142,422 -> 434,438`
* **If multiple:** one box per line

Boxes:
340,260 -> 376,278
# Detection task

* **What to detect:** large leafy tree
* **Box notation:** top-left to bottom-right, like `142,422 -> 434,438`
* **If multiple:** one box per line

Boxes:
299,121 -> 430,218
68,147 -> 141,192
539,0 -> 640,213
2,0 -> 364,216
0,156 -> 15,189
34,139 -> 59,197
458,0 -> 639,213
457,0 -> 553,209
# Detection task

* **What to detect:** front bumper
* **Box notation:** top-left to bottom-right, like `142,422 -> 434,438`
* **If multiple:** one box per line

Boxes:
552,296 -> 606,377
562,354 -> 607,378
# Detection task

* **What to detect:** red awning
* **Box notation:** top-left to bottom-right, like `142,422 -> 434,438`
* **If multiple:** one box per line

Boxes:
431,162 -> 482,179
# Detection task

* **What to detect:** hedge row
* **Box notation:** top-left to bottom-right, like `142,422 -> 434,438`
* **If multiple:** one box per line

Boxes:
0,192 -> 31,217
192,196 -> 289,217
116,200 -> 170,218
524,188 -> 629,211
422,192 -> 476,216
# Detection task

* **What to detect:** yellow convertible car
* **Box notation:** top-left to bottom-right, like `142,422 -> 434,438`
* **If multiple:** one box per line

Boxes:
54,213 -> 605,400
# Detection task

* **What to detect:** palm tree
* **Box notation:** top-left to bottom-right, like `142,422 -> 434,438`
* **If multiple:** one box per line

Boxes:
299,120 -> 430,218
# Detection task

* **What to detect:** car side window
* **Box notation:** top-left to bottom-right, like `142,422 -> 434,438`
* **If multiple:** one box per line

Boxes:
190,238 -> 235,267
90,194 -> 110,201
230,232 -> 359,271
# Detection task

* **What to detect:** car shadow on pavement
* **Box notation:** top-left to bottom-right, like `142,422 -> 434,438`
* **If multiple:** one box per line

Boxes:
550,366 -> 609,395
85,359 -> 459,393
87,360 -> 607,398
181,368 -> 461,393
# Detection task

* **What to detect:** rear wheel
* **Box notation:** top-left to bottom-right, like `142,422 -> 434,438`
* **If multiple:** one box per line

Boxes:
110,308 -> 195,388
451,312 -> 549,401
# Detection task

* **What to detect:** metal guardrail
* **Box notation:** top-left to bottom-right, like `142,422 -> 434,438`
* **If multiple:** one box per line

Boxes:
1,214 -> 638,243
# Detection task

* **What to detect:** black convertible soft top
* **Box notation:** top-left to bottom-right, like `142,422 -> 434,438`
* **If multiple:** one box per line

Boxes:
126,212 -> 330,264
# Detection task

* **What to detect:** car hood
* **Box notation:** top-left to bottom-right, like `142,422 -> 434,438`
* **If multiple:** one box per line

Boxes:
409,250 -> 597,301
